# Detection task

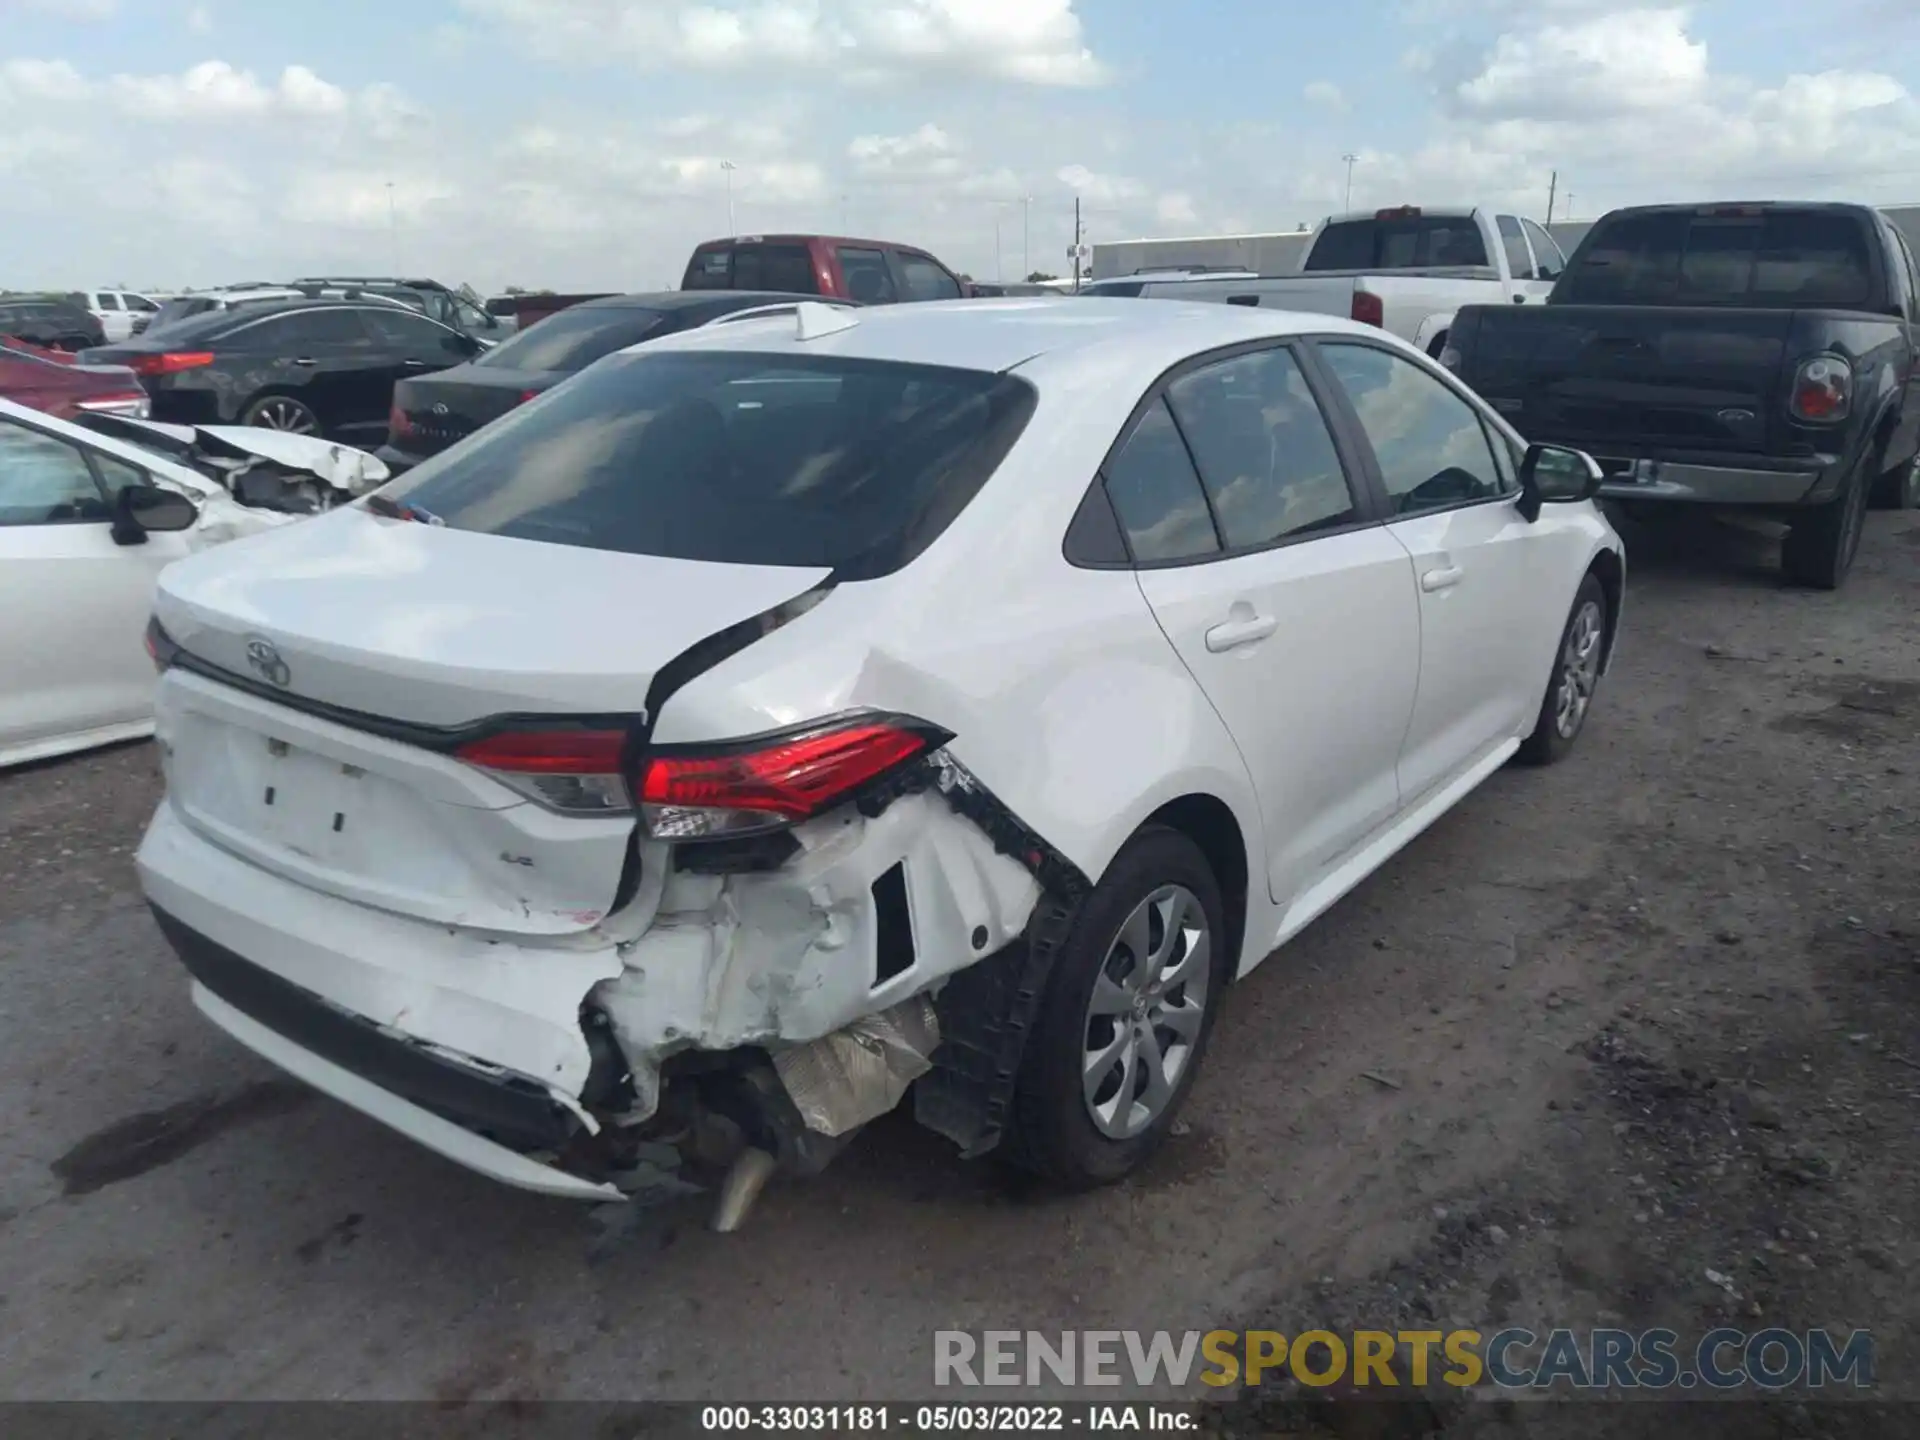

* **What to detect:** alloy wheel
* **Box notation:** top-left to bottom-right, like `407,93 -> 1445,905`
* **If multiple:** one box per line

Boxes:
250,399 -> 319,434
1080,884 -> 1212,1141
1554,599 -> 1604,740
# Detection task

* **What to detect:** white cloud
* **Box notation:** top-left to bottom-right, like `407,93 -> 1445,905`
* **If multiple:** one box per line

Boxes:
1057,162 -> 1145,208
458,0 -> 1107,86
15,0 -> 117,17
1453,6 -> 1706,118
848,122 -> 962,177
1155,192 -> 1198,226
1304,80 -> 1346,110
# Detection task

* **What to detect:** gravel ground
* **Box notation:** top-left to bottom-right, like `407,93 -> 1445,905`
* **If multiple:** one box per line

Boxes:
0,508 -> 1916,1424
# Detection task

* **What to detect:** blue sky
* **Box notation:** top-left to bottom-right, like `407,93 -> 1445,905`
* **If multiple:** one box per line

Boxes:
3,0 -> 1917,292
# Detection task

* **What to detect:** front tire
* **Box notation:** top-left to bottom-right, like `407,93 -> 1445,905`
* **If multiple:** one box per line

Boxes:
1005,827 -> 1230,1189
1517,572 -> 1608,767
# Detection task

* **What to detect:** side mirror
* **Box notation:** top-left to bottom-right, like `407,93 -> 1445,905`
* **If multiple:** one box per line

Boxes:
1517,443 -> 1603,522
110,482 -> 197,545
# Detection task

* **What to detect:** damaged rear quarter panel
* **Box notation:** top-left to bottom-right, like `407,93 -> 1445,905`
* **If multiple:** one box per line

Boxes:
593,791 -> 1042,1099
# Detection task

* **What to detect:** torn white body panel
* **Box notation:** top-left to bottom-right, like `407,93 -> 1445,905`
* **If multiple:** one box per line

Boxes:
593,791 -> 1042,1123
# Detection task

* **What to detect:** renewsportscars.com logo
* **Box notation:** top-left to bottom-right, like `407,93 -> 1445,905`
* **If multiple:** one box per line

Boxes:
934,1328 -> 1875,1392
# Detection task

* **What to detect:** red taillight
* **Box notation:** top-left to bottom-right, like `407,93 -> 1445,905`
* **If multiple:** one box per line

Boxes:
1351,289 -> 1385,327
1789,355 -> 1852,424
454,728 -> 633,814
127,351 -> 213,376
637,714 -> 949,840
519,389 -> 540,404
144,616 -> 178,673
1375,205 -> 1421,220
388,401 -> 413,438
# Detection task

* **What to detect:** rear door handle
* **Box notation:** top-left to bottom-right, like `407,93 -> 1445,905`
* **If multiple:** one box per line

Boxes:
1420,565 -> 1464,593
401,358 -> 428,368
290,357 -> 316,367
1204,614 -> 1278,652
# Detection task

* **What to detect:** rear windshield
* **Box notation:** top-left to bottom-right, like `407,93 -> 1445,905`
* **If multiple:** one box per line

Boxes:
1305,217 -> 1490,270
681,244 -> 818,293
382,352 -> 1037,578
472,306 -> 666,373
1557,209 -> 1878,309
1078,281 -> 1145,297
149,297 -> 213,328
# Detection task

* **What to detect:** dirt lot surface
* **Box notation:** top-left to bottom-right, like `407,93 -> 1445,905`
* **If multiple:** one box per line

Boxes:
1,510 -> 1916,1431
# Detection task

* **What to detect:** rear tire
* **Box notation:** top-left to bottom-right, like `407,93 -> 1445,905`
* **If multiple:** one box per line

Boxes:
1782,446 -> 1875,589
1004,827 -> 1229,1190
241,393 -> 322,436
1870,450 -> 1920,511
1517,573 -> 1608,767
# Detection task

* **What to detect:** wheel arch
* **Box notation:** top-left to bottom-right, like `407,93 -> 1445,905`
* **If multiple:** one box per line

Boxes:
1586,545 -> 1625,676
1136,793 -> 1251,985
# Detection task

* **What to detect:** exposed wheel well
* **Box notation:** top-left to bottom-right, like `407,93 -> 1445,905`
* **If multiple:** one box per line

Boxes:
1427,330 -> 1450,358
1588,548 -> 1624,673
1141,794 -> 1249,981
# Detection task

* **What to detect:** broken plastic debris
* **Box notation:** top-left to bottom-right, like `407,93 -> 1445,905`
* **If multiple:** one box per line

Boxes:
772,994 -> 940,1138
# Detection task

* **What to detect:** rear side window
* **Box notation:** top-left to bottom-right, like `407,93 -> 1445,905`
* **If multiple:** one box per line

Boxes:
1165,347 -> 1356,549
1101,399 -> 1220,563
1496,216 -> 1535,280
1559,209 -> 1877,308
838,247 -> 898,304
899,254 -> 962,302
1306,217 -> 1490,270
473,307 -> 666,371
684,248 -> 733,290
729,244 -> 816,294
249,309 -> 372,346
383,352 -> 1037,579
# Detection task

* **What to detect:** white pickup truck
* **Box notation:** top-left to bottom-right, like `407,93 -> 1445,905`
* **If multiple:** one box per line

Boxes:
1099,206 -> 1570,358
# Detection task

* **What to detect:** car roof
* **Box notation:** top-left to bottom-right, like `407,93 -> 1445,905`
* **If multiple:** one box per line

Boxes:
572,290 -> 841,314
125,297 -> 450,343
631,296 -> 1402,375
689,234 -> 939,257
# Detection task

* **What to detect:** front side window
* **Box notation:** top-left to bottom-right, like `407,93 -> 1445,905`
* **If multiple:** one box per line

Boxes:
837,247 -> 898,304
1497,216 -> 1536,280
899,255 -> 962,302
1319,343 -> 1510,517
383,352 -> 1036,579
1101,399 -> 1220,563
0,419 -> 108,526
1164,346 -> 1357,549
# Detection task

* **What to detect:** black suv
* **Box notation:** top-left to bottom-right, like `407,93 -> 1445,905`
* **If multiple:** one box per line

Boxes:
0,296 -> 105,350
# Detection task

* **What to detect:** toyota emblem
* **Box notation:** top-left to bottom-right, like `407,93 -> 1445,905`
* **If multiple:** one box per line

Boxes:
244,636 -> 292,689
432,403 -> 450,416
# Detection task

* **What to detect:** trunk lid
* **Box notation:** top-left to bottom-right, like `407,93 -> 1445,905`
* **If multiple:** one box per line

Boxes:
1458,304 -> 1797,454
151,508 -> 831,933
395,367 -> 559,458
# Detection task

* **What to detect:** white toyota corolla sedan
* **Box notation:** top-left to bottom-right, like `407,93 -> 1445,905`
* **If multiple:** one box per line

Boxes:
136,298 -> 1624,1222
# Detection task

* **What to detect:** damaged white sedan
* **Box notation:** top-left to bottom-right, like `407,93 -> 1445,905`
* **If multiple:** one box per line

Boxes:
136,299 -> 1624,1227
0,398 -> 388,769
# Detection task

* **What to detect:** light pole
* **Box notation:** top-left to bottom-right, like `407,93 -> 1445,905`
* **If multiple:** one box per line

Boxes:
384,180 -> 399,272
1342,153 -> 1359,213
720,160 -> 737,235
1022,194 -> 1031,280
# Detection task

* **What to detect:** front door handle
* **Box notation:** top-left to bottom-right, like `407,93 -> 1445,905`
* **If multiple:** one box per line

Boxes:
1205,613 -> 1278,653
402,358 -> 429,368
290,357 -> 316,367
1420,565 -> 1464,593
